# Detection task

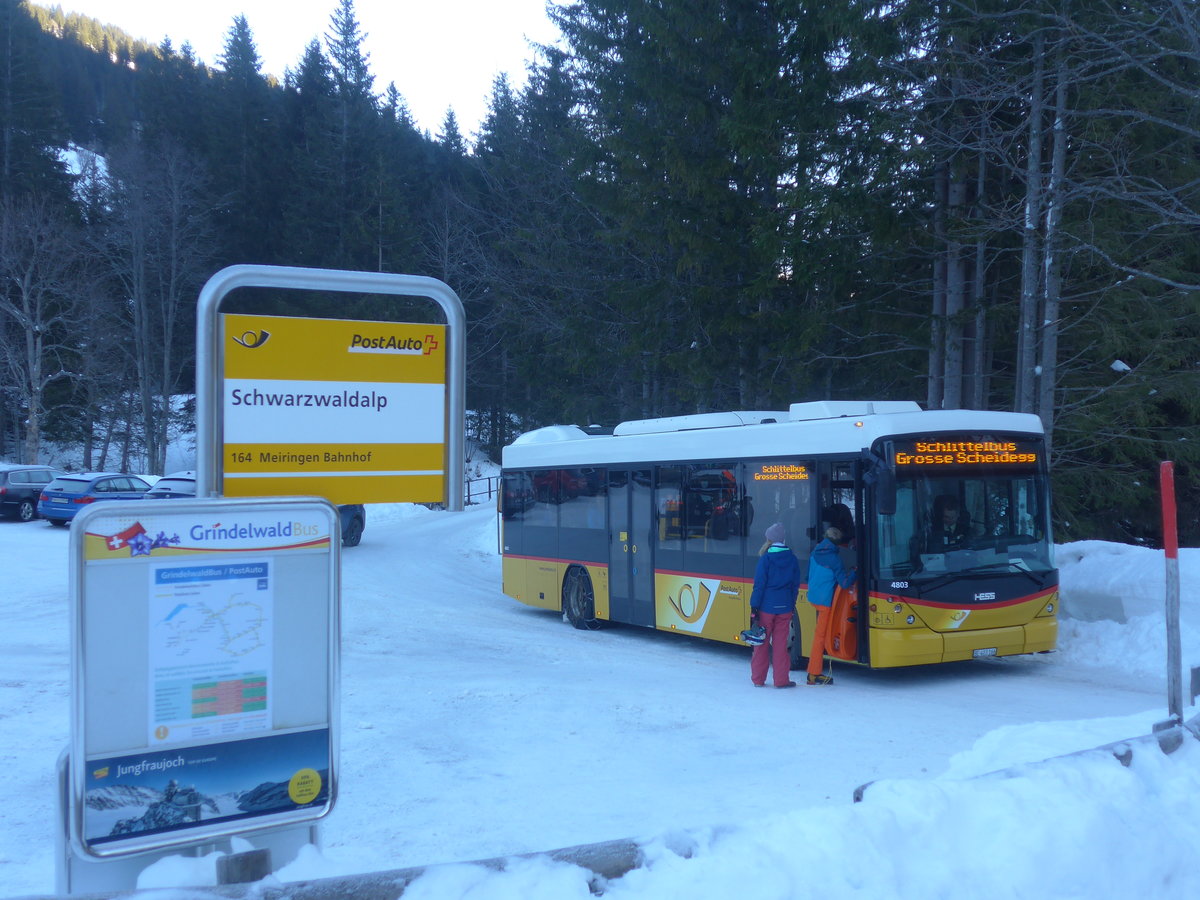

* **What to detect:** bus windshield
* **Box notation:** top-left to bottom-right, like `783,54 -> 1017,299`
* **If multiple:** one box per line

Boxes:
874,470 -> 1054,582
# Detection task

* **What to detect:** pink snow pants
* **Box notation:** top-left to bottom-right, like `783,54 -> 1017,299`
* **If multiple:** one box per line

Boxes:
750,610 -> 794,687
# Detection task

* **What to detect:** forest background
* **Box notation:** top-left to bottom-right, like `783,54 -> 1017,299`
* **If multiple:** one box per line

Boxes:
0,0 -> 1197,544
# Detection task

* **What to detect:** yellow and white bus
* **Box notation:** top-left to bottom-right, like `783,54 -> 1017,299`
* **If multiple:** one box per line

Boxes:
500,401 -> 1057,669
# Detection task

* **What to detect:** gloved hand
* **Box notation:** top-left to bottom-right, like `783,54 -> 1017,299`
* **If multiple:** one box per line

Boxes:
750,611 -> 759,626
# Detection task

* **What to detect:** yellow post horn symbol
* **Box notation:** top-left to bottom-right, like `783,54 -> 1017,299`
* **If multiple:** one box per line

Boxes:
668,582 -> 712,624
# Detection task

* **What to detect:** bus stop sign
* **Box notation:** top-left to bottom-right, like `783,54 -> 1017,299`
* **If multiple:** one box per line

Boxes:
223,314 -> 446,504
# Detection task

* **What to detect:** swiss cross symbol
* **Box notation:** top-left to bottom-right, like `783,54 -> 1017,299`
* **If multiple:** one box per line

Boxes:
423,334 -> 439,355
106,522 -> 146,550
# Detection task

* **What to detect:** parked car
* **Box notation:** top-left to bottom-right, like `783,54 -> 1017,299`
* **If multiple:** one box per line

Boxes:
38,472 -> 152,525
141,471 -> 367,546
0,464 -> 64,522
143,471 -> 198,499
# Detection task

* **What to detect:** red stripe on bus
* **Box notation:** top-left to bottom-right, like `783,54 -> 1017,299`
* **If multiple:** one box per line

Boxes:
505,554 -> 601,565
654,567 -> 752,583
505,556 -> 756,584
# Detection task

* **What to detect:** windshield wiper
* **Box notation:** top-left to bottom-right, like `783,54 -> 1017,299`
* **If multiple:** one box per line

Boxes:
913,573 -> 958,594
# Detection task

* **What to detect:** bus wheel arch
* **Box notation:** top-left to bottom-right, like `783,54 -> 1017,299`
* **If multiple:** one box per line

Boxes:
562,565 -> 601,631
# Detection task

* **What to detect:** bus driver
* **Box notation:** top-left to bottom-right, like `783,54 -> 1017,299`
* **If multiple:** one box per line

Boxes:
927,494 -> 970,552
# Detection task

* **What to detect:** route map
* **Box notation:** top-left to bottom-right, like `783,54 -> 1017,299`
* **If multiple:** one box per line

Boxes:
149,560 -> 274,744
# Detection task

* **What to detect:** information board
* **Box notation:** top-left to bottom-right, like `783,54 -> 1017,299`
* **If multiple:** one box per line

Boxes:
222,314 -> 447,504
69,497 -> 338,858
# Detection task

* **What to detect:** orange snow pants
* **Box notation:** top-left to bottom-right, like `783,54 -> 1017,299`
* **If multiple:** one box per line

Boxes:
807,604 -> 832,678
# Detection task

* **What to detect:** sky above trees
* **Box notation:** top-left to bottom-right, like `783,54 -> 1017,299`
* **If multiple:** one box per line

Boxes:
53,0 -> 562,134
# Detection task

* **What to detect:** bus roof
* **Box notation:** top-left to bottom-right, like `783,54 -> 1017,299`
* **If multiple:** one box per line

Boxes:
503,402 -> 1045,469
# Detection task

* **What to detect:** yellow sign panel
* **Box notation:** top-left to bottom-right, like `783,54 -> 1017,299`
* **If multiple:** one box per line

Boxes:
223,314 -> 447,504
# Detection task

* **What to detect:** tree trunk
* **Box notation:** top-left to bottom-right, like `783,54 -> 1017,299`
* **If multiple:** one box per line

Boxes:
1037,52 -> 1069,455
943,175 -> 967,409
1015,33 -> 1046,415
928,162 -> 948,409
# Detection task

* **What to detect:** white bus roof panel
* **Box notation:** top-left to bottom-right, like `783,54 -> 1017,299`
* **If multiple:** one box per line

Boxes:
788,400 -> 921,420
510,424 -> 600,446
614,410 -> 788,436
503,405 -> 1045,469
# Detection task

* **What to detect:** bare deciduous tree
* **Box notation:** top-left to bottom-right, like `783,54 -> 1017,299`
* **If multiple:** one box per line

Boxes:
0,195 -> 95,462
95,137 -> 215,474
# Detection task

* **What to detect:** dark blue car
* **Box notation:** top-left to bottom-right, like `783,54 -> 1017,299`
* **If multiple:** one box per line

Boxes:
38,472 -> 152,525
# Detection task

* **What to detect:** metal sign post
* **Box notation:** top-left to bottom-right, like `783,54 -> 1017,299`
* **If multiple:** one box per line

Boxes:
195,265 -> 465,508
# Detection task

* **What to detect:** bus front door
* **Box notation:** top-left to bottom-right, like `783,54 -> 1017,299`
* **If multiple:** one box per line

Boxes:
608,469 -> 656,627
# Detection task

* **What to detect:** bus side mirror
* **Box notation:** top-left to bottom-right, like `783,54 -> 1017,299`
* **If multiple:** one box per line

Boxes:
875,467 -> 896,516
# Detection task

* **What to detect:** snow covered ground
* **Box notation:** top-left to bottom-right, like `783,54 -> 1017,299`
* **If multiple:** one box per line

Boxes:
1,502 -> 1198,898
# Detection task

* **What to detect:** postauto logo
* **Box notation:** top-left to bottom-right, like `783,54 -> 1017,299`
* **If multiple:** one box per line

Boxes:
347,332 -> 439,355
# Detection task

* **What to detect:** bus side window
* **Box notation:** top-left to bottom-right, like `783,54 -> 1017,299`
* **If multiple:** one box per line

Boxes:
559,468 -> 605,530
656,467 -> 683,551
684,463 -> 740,552
500,473 -> 527,555
742,459 -> 813,562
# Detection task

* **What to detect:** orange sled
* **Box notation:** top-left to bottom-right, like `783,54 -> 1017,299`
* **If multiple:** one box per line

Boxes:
825,584 -> 858,661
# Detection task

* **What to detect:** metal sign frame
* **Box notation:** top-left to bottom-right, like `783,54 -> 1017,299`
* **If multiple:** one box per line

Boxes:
68,496 -> 340,859
195,265 -> 465,508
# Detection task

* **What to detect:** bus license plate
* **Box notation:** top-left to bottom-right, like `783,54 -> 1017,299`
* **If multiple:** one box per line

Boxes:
973,647 -> 997,658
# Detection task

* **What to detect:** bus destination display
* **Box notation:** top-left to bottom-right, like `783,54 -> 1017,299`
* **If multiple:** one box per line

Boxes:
892,438 -> 1040,468
750,463 -> 809,481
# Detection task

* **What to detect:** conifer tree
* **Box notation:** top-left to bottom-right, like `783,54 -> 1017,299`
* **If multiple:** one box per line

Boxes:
322,0 -> 379,269
280,40 -> 341,268
212,14 -> 284,263
0,0 -> 70,200
436,109 -> 466,157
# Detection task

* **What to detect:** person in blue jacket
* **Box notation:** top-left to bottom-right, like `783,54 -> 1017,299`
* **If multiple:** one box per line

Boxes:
749,522 -> 802,688
806,526 -> 857,685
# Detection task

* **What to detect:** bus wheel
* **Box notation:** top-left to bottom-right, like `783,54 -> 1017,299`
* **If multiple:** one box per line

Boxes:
787,610 -> 808,670
562,566 -> 600,631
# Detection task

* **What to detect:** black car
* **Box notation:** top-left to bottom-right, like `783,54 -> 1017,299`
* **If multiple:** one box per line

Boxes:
143,472 -> 366,546
143,471 -> 198,499
0,464 -> 64,522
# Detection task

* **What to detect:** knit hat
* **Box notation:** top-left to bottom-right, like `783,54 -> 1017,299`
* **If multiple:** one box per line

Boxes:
764,522 -> 786,544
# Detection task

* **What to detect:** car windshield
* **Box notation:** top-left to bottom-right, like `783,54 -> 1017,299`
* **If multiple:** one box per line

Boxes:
875,470 -> 1054,580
